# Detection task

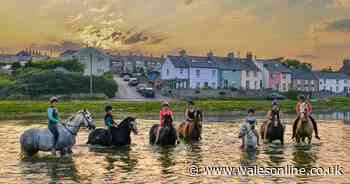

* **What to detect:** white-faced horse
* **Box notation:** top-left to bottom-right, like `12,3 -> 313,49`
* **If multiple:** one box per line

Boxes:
20,109 -> 95,157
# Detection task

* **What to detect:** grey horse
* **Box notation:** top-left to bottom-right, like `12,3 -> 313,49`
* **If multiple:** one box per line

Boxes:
20,109 -> 95,157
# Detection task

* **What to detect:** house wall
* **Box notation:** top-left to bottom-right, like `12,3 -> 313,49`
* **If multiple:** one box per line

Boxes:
220,70 -> 241,89
241,70 -> 263,90
267,72 -> 291,92
318,78 -> 350,93
160,58 -> 188,80
292,79 -> 319,92
77,51 -> 110,76
189,68 -> 218,89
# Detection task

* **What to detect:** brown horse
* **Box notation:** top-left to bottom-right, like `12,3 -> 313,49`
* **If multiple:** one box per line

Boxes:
177,110 -> 203,141
260,109 -> 284,144
295,112 -> 313,144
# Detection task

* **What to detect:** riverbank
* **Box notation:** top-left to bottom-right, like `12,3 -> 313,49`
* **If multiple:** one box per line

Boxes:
0,97 -> 349,120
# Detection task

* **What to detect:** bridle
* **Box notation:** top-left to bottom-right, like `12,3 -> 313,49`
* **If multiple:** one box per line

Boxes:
62,111 -> 93,136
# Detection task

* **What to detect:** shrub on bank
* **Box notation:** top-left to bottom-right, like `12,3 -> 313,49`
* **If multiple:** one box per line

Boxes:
15,70 -> 117,98
24,60 -> 84,72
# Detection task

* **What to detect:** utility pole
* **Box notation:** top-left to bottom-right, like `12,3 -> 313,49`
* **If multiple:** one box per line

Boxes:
90,53 -> 93,97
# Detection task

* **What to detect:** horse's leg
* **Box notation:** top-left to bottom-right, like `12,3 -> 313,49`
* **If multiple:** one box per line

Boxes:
280,136 -> 284,145
296,136 -> 300,143
308,136 -> 312,144
302,137 -> 306,143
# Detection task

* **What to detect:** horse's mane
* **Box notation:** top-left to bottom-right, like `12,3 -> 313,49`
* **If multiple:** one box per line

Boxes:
271,109 -> 281,124
163,115 -> 173,127
116,117 -> 135,128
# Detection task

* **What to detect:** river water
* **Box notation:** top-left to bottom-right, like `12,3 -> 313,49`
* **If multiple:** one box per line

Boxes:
0,114 -> 349,184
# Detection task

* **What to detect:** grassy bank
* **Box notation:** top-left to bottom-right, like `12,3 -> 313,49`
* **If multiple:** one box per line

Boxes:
0,97 -> 350,120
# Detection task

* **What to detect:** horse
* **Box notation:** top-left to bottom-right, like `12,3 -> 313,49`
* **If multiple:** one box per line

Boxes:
20,109 -> 95,157
177,110 -> 203,141
239,123 -> 258,150
260,109 -> 284,144
87,117 -> 138,146
149,115 -> 177,146
295,111 -> 313,144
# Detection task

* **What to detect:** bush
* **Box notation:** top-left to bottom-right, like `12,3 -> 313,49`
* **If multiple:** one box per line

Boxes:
24,60 -> 84,72
15,70 -> 117,98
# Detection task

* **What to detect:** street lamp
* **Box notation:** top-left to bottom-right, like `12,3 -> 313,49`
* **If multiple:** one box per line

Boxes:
90,52 -> 93,97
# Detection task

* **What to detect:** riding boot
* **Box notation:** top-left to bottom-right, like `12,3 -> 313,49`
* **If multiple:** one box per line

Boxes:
309,115 -> 320,139
155,128 -> 161,144
292,117 -> 299,139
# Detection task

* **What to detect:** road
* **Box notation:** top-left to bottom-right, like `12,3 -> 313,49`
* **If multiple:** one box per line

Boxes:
113,75 -> 170,101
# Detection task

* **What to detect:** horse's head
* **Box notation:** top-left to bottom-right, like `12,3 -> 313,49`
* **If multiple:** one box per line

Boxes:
162,115 -> 173,130
193,110 -> 203,128
300,111 -> 309,124
270,107 -> 281,127
118,117 -> 138,135
78,109 -> 95,130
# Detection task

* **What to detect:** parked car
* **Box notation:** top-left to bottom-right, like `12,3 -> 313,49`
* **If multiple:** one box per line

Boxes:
128,78 -> 139,86
123,75 -> 130,81
136,84 -> 147,93
266,92 -> 287,100
142,87 -> 155,98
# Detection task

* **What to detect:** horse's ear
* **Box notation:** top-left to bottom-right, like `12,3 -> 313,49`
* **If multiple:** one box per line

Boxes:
83,108 -> 86,112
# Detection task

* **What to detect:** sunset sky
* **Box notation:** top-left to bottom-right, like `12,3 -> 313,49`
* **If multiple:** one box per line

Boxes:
1,0 -> 350,69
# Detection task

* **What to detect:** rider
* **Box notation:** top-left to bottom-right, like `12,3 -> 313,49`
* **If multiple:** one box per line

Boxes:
185,101 -> 195,123
292,95 -> 320,140
48,96 -> 60,155
239,109 -> 260,149
155,101 -> 177,143
105,105 -> 118,130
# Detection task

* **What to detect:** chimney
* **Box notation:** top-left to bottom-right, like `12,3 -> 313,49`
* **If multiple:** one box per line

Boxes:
179,49 -> 187,57
247,52 -> 253,61
227,52 -> 235,60
207,51 -> 214,59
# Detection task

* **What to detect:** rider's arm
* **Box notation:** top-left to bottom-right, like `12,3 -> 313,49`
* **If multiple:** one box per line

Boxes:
184,109 -> 189,119
48,108 -> 60,124
295,103 -> 300,114
307,102 -> 313,113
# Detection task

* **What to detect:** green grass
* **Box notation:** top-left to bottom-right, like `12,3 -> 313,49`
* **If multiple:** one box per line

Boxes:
0,97 -> 350,120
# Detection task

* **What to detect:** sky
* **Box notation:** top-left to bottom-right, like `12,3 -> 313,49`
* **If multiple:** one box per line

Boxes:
1,0 -> 350,69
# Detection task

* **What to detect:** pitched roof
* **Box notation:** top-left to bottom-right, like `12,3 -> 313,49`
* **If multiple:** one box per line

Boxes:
260,60 -> 291,73
313,71 -> 350,80
16,51 -> 31,57
60,50 -> 78,56
167,55 -> 260,71
290,69 -> 317,80
76,47 -> 108,57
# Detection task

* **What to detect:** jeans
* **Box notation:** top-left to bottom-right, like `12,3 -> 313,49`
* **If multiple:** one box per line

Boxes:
48,123 -> 59,146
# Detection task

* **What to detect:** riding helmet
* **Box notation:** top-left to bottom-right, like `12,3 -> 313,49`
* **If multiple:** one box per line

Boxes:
50,96 -> 59,103
105,105 -> 113,112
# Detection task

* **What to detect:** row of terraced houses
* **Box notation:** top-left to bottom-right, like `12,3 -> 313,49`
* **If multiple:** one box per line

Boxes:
160,51 -> 350,93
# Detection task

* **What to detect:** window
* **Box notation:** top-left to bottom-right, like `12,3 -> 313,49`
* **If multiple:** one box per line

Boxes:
282,74 -> 286,80
282,83 -> 286,91
204,82 -> 209,88
212,70 -> 216,78
254,71 -> 258,77
330,86 -> 333,92
254,81 -> 258,89
260,80 -> 263,89
297,80 -> 301,84
196,70 -> 200,78
224,80 -> 228,89
305,80 -> 309,84
247,71 -> 251,77
246,80 -> 250,89
345,80 -> 348,84
336,80 -> 339,85
180,69 -> 184,74
212,82 -> 216,88
336,86 -> 339,92
196,82 -> 200,88
166,69 -> 170,76
98,57 -> 104,62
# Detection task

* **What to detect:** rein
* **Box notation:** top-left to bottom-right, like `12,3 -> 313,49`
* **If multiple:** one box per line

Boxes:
61,112 -> 89,136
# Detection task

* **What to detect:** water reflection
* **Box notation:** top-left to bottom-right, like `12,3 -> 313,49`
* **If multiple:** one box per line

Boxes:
264,145 -> 285,166
152,146 -> 176,175
20,157 -> 79,184
292,145 -> 318,169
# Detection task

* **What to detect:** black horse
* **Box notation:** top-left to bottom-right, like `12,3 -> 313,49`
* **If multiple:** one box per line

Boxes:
87,117 -> 138,146
265,109 -> 285,144
149,115 -> 177,146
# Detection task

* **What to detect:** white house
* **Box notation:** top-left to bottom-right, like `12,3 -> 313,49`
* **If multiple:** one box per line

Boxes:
313,71 -> 350,93
161,54 -> 219,89
75,47 -> 111,76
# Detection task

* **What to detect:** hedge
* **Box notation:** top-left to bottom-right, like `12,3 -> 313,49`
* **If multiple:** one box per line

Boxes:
15,70 -> 117,98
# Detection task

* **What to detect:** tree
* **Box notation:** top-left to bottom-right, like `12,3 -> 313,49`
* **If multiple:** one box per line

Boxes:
283,59 -> 312,70
11,62 -> 21,70
321,66 -> 335,72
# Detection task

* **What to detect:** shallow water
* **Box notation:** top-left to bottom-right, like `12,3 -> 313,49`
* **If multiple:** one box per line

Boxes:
0,118 -> 349,184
